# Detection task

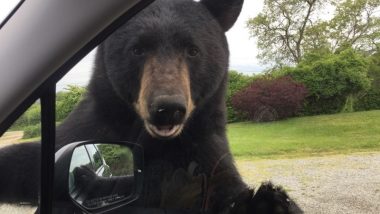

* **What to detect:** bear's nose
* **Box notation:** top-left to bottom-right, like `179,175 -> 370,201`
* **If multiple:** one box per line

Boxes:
149,95 -> 186,126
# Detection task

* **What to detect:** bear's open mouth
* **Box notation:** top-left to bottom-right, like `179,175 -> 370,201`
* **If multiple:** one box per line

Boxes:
146,123 -> 183,138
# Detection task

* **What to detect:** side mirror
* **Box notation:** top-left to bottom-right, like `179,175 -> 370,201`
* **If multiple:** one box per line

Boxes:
54,140 -> 143,213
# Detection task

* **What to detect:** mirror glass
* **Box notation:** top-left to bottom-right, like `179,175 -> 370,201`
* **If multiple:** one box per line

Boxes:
69,143 -> 135,210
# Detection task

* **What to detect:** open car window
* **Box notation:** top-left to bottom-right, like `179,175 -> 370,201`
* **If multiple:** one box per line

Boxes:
0,0 -> 155,213
0,0 -> 379,213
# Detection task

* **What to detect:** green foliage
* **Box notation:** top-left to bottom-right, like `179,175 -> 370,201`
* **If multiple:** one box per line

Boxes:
22,124 -> 41,139
341,94 -> 356,113
278,49 -> 371,115
56,85 -> 86,121
97,144 -> 133,176
355,89 -> 380,111
354,52 -> 380,111
368,52 -> 380,90
10,85 -> 86,140
11,103 -> 40,130
247,0 -> 380,66
247,0 -> 321,64
302,49 -> 370,96
226,71 -> 255,122
328,0 -> 380,55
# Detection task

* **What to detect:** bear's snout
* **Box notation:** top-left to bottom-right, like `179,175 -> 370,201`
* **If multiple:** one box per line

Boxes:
134,57 -> 195,139
142,94 -> 188,138
149,95 -> 187,126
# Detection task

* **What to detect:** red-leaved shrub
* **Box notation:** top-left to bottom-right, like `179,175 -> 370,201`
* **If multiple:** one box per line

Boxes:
232,76 -> 308,122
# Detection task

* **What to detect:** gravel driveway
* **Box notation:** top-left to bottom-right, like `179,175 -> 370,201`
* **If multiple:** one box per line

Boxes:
1,152 -> 379,213
237,152 -> 380,214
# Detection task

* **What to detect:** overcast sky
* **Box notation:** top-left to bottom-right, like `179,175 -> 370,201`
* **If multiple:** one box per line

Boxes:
1,0 -> 263,90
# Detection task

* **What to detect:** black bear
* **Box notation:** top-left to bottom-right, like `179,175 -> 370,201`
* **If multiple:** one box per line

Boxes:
0,0 -> 302,213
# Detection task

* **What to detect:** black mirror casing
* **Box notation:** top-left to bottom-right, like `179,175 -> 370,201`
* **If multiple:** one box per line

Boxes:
53,140 -> 144,214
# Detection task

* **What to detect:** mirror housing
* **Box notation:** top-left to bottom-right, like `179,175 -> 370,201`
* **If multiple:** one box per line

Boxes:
54,140 -> 143,213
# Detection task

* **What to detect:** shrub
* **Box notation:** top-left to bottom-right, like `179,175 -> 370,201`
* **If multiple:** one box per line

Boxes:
97,144 -> 133,176
11,85 -> 85,131
355,52 -> 380,111
232,76 -> 308,122
303,96 -> 347,115
22,124 -> 41,139
56,85 -> 86,121
226,71 -> 255,122
277,49 -> 370,115
355,89 -> 380,111
11,103 -> 40,130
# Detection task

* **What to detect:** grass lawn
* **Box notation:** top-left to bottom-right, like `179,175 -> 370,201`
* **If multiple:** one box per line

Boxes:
18,137 -> 40,143
228,110 -> 380,159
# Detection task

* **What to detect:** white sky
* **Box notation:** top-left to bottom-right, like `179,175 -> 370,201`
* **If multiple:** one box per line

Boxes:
227,0 -> 263,69
0,0 -> 263,91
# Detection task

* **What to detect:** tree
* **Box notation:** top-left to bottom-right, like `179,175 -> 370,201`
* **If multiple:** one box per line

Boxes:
248,0 -> 380,66
247,0 -> 325,65
329,0 -> 380,54
56,85 -> 86,121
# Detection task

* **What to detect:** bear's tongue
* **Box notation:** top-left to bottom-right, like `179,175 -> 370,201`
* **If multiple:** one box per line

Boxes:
152,124 -> 179,137
148,123 -> 179,137
157,125 -> 174,132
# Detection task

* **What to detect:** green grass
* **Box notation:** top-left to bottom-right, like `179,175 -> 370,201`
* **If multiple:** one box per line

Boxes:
18,137 -> 40,143
228,110 -> 380,159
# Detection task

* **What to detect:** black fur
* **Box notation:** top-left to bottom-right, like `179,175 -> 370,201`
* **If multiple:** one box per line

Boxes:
0,0 -> 302,213
0,143 -> 40,204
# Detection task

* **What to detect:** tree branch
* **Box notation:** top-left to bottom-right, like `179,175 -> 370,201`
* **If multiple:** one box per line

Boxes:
296,0 -> 317,62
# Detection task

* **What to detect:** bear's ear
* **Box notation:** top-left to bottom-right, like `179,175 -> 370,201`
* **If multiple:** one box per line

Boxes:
201,0 -> 244,32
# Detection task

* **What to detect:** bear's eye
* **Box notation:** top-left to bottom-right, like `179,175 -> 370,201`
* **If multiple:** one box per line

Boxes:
187,46 -> 199,57
132,47 -> 145,56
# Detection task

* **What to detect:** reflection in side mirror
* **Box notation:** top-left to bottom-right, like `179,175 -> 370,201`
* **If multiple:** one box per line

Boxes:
69,143 -> 135,211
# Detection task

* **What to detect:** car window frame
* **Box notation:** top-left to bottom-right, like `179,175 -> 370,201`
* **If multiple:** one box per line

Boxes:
85,144 -> 103,172
0,1 -> 156,213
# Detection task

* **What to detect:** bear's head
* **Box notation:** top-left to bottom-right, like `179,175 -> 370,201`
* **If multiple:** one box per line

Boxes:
98,0 -> 243,139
